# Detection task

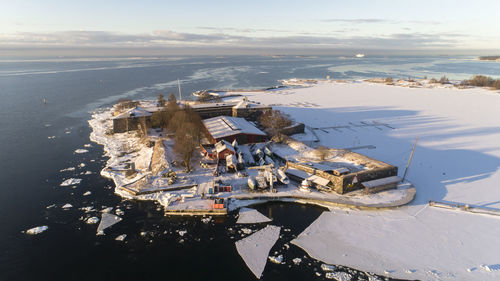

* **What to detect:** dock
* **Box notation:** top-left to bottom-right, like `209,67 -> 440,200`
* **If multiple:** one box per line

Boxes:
429,200 -> 500,217
119,183 -> 197,196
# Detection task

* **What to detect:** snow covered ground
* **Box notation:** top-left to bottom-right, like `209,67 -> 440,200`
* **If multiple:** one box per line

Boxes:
232,80 -> 500,280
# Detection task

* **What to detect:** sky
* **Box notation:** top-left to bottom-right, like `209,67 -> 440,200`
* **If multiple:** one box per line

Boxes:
1,0 -> 499,56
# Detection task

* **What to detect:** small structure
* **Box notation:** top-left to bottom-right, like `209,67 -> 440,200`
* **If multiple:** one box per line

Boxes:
214,198 -> 225,209
226,154 -> 238,171
214,140 -> 236,159
361,176 -> 401,193
203,116 -> 267,144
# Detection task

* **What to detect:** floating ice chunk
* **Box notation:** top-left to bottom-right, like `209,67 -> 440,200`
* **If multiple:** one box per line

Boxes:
115,209 -> 124,216
235,225 -> 281,279
60,178 -> 82,186
101,207 -> 113,213
201,217 -> 212,224
321,264 -> 336,272
62,203 -> 73,209
60,167 -> 75,172
237,208 -> 272,224
292,258 -> 302,265
84,171 -> 92,175
115,234 -> 127,241
325,272 -> 352,281
80,206 -> 94,212
268,255 -> 283,264
84,144 -> 92,148
48,136 -> 56,139
86,217 -> 100,224
83,191 -> 91,196
96,213 -> 122,235
78,163 -> 86,168
74,149 -> 88,154
367,275 -> 383,281
26,225 -> 49,235
241,228 -> 253,235
178,230 -> 187,237
46,204 -> 56,209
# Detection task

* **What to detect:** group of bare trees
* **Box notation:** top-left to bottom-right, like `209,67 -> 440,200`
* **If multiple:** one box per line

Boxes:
150,93 -> 205,172
259,110 -> 292,142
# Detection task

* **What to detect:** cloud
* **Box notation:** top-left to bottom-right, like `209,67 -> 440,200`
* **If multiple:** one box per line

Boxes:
0,29 -> 470,51
321,18 -> 442,25
322,18 -> 389,23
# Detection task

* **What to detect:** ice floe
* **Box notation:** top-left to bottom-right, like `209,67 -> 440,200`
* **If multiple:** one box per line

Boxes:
96,213 -> 122,235
26,225 -> 49,235
86,217 -> 100,224
83,191 -> 92,196
241,228 -> 253,235
235,225 -> 281,278
236,207 -> 272,224
60,167 -> 75,172
74,149 -> 88,154
292,258 -> 302,265
115,234 -> 127,241
268,255 -> 283,264
62,203 -> 73,209
321,264 -> 336,272
325,272 -> 352,281
60,178 -> 82,186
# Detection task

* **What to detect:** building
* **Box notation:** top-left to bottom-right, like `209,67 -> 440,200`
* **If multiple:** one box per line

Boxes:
112,107 -> 152,133
203,116 -> 267,144
112,98 -> 271,133
285,151 -> 399,194
190,98 -> 271,120
214,140 -> 236,159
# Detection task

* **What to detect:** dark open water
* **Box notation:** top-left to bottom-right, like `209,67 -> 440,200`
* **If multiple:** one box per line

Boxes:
1,55 -> 499,281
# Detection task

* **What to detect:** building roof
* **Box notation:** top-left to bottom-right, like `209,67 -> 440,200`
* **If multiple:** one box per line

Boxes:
113,107 -> 152,119
215,140 -> 235,154
203,116 -> 266,139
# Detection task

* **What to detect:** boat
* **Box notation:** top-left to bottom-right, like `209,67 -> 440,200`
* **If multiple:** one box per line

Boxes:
277,169 -> 289,185
248,177 -> 256,190
299,179 -> 312,192
355,53 -> 365,58
192,90 -> 206,97
264,146 -> 272,157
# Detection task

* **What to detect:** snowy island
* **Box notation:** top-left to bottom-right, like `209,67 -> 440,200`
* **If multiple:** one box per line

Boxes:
86,77 -> 500,280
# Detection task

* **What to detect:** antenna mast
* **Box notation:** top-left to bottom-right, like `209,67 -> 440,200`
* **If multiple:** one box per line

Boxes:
177,79 -> 182,104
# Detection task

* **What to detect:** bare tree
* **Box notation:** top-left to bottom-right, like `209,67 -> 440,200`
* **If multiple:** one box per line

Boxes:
174,122 -> 202,172
169,105 -> 205,172
315,145 -> 330,160
259,110 -> 292,142
157,93 -> 165,107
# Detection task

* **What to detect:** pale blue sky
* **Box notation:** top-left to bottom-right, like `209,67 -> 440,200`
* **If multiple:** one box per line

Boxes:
1,0 -> 499,55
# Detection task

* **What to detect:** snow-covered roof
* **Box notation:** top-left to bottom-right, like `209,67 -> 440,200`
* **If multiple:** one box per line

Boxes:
203,116 -> 266,139
307,175 -> 331,187
215,140 -> 235,154
113,107 -> 152,119
190,102 -> 237,109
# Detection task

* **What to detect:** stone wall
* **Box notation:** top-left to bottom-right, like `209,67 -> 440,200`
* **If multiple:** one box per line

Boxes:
287,160 -> 398,194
